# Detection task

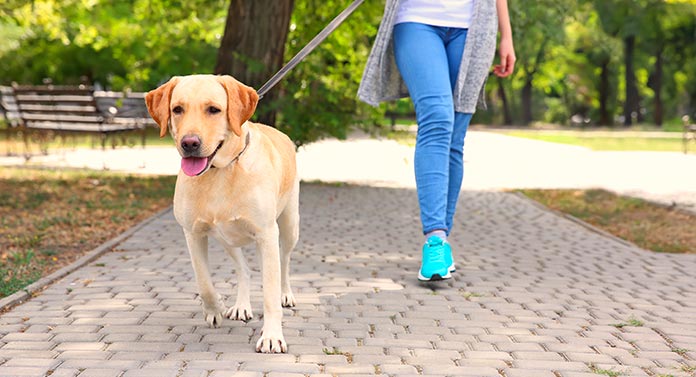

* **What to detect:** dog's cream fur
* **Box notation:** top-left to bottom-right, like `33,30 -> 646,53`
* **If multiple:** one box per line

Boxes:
145,74 -> 299,353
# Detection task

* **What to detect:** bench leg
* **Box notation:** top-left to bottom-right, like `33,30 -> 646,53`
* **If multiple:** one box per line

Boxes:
22,129 -> 31,161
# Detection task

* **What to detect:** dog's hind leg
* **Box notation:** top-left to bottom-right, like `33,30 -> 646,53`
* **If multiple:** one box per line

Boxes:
277,180 -> 299,308
184,231 -> 226,328
223,246 -> 253,321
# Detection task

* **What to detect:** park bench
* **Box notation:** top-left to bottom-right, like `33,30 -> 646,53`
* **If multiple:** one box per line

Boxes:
11,84 -> 150,152
683,115 -> 696,154
93,90 -> 155,148
0,85 -> 24,155
0,86 -> 22,128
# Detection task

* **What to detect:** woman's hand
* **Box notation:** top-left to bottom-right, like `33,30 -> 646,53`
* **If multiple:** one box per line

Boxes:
494,0 -> 515,78
493,36 -> 516,78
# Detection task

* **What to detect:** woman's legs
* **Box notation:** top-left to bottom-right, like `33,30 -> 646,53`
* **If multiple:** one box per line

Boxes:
446,112 -> 472,234
394,22 -> 454,236
443,28 -> 473,235
394,23 -> 471,237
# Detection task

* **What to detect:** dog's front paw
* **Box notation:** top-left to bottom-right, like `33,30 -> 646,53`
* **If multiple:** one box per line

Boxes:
202,294 -> 227,328
281,292 -> 296,307
225,304 -> 253,322
255,329 -> 287,353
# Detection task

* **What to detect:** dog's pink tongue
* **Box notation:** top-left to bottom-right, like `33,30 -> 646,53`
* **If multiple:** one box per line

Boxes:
181,157 -> 207,176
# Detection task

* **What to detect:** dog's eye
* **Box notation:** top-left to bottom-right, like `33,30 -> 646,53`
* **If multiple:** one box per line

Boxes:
172,106 -> 183,115
207,106 -> 221,115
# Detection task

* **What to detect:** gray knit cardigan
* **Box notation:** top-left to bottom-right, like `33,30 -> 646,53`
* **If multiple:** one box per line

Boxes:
357,0 -> 498,113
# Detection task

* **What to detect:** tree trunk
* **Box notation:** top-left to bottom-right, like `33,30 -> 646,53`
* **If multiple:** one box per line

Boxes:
598,59 -> 611,126
497,77 -> 512,125
521,78 -> 533,125
652,49 -> 663,127
623,35 -> 638,126
215,0 -> 295,126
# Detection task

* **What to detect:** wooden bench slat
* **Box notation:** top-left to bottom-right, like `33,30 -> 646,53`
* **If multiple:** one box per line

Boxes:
12,85 -> 93,96
25,122 -> 105,131
22,113 -> 103,123
15,94 -> 95,103
19,104 -> 97,113
26,121 -> 144,132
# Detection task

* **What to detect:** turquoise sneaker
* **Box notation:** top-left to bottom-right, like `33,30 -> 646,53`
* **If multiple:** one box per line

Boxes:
444,241 -> 455,273
418,236 -> 452,281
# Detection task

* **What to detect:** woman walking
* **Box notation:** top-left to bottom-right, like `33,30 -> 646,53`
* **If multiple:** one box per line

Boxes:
358,0 -> 516,281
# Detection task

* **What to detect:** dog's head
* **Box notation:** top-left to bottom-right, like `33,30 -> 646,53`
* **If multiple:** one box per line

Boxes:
145,74 -> 259,177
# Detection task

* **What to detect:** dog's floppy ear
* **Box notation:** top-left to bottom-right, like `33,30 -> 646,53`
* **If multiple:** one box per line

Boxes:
145,77 -> 180,138
216,75 -> 259,136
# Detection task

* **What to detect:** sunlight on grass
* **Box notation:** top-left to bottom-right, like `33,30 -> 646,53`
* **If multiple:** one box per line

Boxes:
0,127 -> 172,156
505,131 -> 683,151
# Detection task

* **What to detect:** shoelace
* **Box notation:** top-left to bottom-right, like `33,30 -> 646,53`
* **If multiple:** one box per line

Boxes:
424,239 -> 446,264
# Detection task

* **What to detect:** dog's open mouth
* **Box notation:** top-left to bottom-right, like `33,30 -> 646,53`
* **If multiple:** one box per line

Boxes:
181,141 -> 223,177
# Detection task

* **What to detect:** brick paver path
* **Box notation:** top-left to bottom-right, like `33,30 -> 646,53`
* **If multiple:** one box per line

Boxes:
1,184 -> 695,377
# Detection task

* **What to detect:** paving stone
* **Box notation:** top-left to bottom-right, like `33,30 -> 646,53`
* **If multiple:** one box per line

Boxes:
504,369 -> 557,377
110,352 -> 165,360
1,341 -> 55,350
70,368 -> 122,377
122,370 -> 181,377
1,358 -> 62,368
0,366 -> 51,376
0,187 -> 694,376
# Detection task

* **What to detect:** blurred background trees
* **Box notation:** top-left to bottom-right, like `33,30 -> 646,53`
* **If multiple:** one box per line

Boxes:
0,0 -> 695,145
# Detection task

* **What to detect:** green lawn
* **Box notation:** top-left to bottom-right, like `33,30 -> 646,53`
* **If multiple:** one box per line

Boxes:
386,128 -> 688,152
504,131 -> 685,152
0,168 -> 176,298
520,189 -> 696,254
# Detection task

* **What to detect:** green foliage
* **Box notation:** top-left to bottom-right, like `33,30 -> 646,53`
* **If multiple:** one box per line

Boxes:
1,0 -> 695,143
272,0 -> 388,145
0,0 -> 227,90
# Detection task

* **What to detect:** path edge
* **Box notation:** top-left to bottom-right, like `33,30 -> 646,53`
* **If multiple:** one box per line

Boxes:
511,191 -> 649,252
0,206 -> 173,312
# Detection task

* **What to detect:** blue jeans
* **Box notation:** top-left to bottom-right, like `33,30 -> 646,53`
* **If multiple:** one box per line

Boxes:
393,22 -> 473,236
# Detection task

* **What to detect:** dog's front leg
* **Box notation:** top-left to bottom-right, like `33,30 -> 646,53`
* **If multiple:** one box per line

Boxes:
223,247 -> 253,321
184,231 -> 226,327
255,225 -> 286,353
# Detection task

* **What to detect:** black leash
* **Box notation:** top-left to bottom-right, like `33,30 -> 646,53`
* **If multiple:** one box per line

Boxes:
256,0 -> 365,99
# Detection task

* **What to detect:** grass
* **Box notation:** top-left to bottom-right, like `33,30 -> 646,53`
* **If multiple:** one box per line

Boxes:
519,189 -> 696,254
610,316 -> 645,328
588,364 -> 625,376
0,127 -> 172,156
502,130 -> 685,151
385,127 -> 688,151
322,347 -> 353,362
0,167 -> 176,298
385,130 -> 417,147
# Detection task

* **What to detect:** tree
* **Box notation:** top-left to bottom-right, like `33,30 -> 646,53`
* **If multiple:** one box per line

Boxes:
215,0 -> 294,126
593,0 -> 661,126
645,1 -> 696,126
508,0 -> 577,125
566,7 -> 622,125
270,0 -> 386,145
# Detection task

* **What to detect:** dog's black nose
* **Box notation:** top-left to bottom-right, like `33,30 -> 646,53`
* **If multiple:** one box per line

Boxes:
181,135 -> 201,154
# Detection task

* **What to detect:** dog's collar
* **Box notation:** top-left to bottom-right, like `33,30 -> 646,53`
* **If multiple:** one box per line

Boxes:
212,131 -> 250,169
231,131 -> 251,164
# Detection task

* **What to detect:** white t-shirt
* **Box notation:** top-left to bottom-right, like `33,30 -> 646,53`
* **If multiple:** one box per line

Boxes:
394,0 -> 475,29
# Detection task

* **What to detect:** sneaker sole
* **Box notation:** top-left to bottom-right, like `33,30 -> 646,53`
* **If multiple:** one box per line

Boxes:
418,271 -> 452,281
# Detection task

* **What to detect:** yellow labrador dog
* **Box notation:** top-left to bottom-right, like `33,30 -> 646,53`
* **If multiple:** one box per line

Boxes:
145,74 -> 299,353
